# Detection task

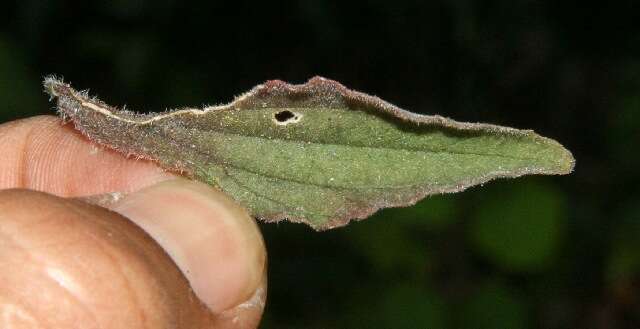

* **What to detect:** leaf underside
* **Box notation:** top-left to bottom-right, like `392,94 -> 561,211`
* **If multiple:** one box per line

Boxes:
44,76 -> 574,230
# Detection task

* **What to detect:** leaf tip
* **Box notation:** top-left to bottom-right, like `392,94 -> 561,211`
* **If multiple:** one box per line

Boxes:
559,146 -> 576,175
541,135 -> 575,175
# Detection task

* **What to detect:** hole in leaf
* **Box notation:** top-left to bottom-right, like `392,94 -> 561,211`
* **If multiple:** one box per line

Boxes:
273,110 -> 302,125
274,110 -> 295,122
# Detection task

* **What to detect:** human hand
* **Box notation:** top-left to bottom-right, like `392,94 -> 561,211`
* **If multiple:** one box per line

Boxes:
0,116 -> 267,328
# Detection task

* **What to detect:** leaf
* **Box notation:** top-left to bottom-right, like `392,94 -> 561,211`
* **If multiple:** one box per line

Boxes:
44,76 -> 574,230
458,280 -> 529,329
469,180 -> 567,272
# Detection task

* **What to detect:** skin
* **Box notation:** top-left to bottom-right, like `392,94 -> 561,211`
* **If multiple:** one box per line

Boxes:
0,116 -> 267,328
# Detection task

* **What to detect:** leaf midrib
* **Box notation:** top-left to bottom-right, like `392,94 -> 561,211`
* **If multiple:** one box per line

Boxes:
203,127 -> 541,161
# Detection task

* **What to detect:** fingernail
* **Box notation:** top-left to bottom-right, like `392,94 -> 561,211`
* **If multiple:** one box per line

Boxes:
109,178 -> 266,313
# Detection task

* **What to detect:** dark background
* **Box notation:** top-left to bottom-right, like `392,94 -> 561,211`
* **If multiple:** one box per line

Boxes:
2,1 -> 639,328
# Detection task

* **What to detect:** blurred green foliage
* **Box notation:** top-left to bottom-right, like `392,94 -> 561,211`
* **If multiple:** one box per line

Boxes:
607,205 -> 640,284
458,280 -> 530,329
2,0 -> 639,328
470,180 -> 566,272
347,196 -> 457,274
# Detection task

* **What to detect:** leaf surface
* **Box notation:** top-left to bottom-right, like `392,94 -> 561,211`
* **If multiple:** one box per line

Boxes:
44,76 -> 574,230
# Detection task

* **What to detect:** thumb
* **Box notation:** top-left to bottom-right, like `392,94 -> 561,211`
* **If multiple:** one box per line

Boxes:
107,179 -> 267,323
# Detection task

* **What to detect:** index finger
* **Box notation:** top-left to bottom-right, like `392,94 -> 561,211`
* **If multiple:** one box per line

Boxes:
0,116 -> 176,196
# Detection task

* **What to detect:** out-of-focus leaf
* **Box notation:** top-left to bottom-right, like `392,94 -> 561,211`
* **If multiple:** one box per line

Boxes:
345,283 -> 446,329
469,180 -> 567,271
376,195 -> 459,231
346,197 -> 454,273
378,284 -> 446,329
457,281 -> 530,329
45,77 -> 574,230
346,220 -> 431,274
607,203 -> 640,283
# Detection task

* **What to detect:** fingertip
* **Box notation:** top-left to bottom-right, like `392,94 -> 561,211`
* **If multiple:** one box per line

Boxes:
110,179 -> 267,314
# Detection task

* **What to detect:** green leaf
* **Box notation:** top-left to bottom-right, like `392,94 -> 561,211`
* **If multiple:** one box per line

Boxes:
469,180 -> 567,272
44,76 -> 574,230
606,204 -> 640,283
457,280 -> 530,329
